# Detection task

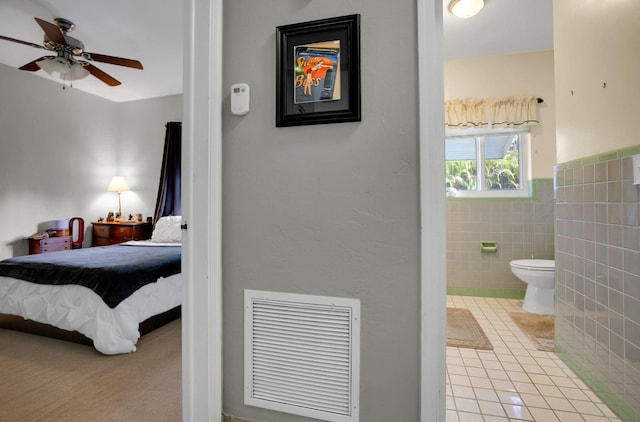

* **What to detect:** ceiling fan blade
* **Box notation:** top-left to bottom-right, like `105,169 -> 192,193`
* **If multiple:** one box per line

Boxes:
19,56 -> 55,71
0,35 -> 46,50
83,52 -> 143,70
34,17 -> 67,46
82,63 -> 121,86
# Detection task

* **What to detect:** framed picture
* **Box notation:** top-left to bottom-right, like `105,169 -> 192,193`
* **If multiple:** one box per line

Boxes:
276,14 -> 361,127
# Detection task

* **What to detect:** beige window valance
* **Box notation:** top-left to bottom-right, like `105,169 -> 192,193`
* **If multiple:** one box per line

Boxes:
445,96 -> 540,129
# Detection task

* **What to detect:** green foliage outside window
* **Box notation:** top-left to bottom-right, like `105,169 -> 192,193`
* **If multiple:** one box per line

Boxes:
446,151 -> 519,191
485,151 -> 520,190
445,160 -> 477,190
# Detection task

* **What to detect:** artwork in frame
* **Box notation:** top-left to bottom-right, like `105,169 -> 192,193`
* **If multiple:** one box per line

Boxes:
276,14 -> 361,127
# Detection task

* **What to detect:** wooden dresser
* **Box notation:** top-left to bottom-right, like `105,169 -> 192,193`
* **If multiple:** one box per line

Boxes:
91,221 -> 152,246
28,236 -> 72,254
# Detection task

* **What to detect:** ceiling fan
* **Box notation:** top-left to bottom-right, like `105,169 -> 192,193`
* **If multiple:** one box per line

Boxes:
0,17 -> 143,86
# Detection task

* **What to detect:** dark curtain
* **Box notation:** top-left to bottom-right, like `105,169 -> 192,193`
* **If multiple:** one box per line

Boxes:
153,122 -> 182,224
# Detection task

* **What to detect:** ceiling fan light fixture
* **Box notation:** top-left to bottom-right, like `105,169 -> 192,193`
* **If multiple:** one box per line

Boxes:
449,0 -> 485,19
36,56 -> 69,75
67,62 -> 90,80
36,57 -> 89,81
6,17 -> 142,88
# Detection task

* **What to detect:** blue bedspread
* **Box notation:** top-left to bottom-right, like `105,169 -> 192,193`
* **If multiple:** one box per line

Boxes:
0,244 -> 181,308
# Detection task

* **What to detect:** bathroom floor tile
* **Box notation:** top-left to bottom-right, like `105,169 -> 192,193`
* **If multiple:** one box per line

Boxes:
456,411 -> 484,422
449,373 -> 471,386
485,368 -> 509,380
445,296 -> 622,422
502,403 -> 534,420
508,371 -> 532,383
511,381 -> 540,395
469,376 -> 493,390
545,396 -> 576,412
562,388 -> 591,401
528,407 -> 560,422
535,383 -> 564,398
478,400 -> 506,417
491,379 -> 517,392
455,397 -> 481,413
451,385 -> 476,399
521,363 -> 546,374
571,399 -> 604,416
554,410 -> 590,422
466,366 -> 488,378
482,416 -> 509,422
496,390 -> 523,406
473,387 -> 499,402
448,364 -> 468,376
528,373 -> 554,385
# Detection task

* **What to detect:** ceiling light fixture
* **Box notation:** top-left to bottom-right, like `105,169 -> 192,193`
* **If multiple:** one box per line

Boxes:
36,56 -> 90,81
448,0 -> 485,19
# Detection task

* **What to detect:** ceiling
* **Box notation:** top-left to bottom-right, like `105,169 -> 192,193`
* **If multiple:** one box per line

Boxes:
0,0 -> 183,103
443,0 -> 553,61
0,0 -> 552,103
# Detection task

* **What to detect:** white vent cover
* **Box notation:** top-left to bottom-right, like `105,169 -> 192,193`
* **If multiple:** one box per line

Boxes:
244,290 -> 360,422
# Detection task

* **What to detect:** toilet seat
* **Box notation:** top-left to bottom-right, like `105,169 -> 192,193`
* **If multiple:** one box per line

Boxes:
510,259 -> 555,271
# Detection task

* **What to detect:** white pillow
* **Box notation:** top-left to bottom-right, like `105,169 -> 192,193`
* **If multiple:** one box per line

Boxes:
151,216 -> 182,243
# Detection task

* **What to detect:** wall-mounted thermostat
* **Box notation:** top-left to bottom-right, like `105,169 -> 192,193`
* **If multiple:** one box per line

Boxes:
231,83 -> 250,115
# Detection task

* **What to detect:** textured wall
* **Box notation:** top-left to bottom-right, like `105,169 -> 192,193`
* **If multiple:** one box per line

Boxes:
221,2 -> 422,421
0,64 -> 118,258
446,179 -> 555,296
555,149 -> 640,421
553,0 -> 640,163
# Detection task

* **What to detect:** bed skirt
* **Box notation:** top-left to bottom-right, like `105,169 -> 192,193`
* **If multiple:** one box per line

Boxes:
0,306 -> 181,347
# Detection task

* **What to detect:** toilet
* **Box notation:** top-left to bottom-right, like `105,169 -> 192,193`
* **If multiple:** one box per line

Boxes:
509,259 -> 556,315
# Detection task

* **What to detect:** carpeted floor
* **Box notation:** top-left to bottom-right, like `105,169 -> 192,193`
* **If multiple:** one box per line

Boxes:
508,311 -> 555,351
0,318 -> 181,421
447,307 -> 493,350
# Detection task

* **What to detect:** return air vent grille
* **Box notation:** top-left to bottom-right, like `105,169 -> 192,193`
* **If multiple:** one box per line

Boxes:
244,290 -> 360,422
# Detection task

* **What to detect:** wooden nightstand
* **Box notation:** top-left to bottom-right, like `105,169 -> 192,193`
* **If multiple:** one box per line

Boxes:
29,236 -> 72,254
91,221 -> 152,246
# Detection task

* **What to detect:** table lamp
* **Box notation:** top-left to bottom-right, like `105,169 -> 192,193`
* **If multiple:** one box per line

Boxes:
107,176 -> 130,220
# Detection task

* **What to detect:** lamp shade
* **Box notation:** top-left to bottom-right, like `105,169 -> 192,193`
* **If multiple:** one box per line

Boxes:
37,57 -> 69,75
107,176 -> 130,193
36,57 -> 90,81
67,62 -> 90,80
449,0 -> 484,18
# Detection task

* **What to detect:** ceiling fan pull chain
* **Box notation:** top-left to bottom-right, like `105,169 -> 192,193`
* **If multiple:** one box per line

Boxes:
61,73 -> 70,90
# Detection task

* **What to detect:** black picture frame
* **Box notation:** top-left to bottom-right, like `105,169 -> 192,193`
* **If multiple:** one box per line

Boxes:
276,14 -> 361,127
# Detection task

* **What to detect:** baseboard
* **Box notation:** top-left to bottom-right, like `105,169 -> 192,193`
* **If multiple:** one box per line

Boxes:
447,286 -> 525,299
555,344 -> 637,422
222,414 -> 253,422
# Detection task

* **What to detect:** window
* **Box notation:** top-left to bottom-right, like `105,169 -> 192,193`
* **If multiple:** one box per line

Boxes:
445,129 -> 530,198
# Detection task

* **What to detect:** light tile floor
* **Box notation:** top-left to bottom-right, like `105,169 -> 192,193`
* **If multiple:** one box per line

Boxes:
446,295 -> 622,422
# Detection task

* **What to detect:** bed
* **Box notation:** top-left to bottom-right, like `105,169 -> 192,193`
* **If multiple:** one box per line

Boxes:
0,216 -> 182,355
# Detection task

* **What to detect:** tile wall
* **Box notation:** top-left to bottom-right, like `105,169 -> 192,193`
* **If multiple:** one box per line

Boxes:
555,147 -> 640,421
446,179 -> 555,297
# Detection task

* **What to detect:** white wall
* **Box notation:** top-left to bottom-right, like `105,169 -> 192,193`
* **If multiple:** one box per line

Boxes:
553,1 -> 640,163
0,64 -> 118,258
0,63 -> 182,259
118,95 -> 183,219
444,50 -> 556,179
